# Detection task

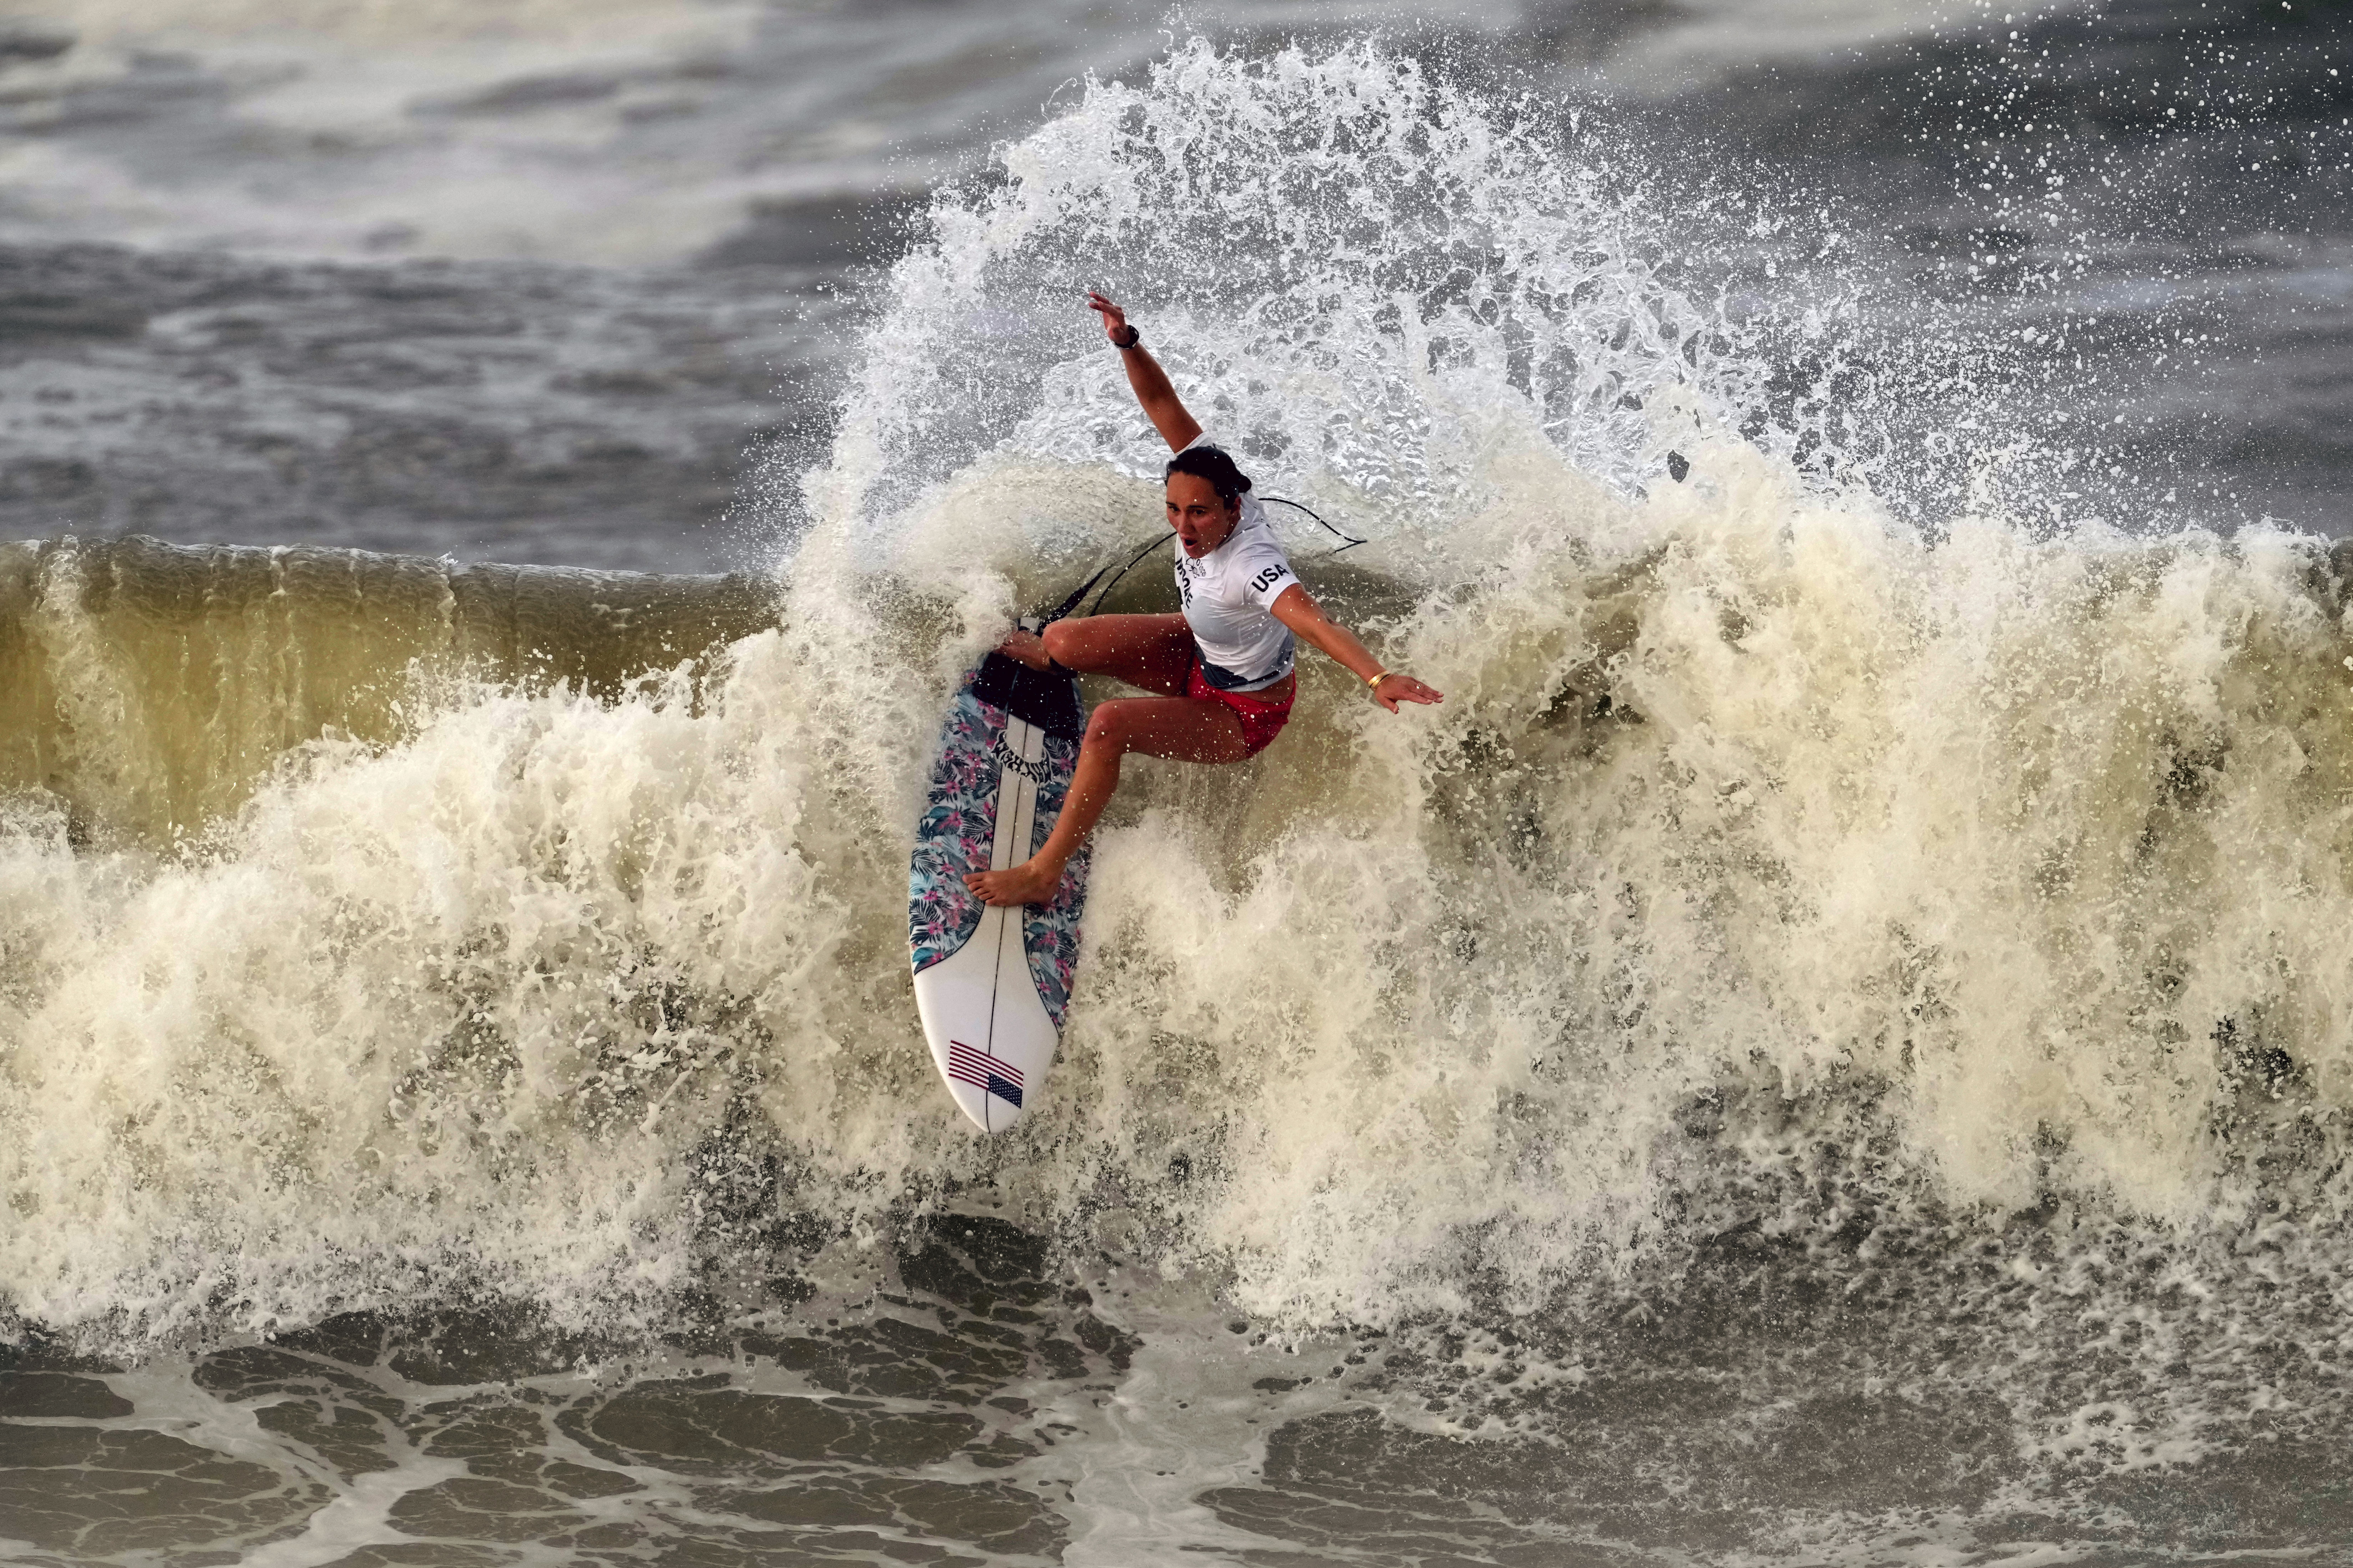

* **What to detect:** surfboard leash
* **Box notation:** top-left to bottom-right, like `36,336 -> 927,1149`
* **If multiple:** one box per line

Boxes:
1075,533 -> 1182,620
1044,496 -> 1366,626
1261,495 -> 1367,553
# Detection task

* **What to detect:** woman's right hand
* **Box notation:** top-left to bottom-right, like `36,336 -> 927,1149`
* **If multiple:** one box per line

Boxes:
1371,673 -> 1444,714
1087,291 -> 1131,345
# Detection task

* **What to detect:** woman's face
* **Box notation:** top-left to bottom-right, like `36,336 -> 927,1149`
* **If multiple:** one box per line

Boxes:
1165,472 -> 1238,558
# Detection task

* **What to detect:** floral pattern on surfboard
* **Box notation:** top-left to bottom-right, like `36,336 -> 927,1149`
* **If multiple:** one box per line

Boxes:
909,681 -> 1089,1031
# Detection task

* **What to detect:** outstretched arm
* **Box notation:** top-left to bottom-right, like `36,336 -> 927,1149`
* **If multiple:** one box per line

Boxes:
1269,584 -> 1443,714
1089,291 -> 1201,452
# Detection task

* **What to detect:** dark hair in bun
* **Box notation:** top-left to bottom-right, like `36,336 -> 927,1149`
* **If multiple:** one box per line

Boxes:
1164,444 -> 1253,507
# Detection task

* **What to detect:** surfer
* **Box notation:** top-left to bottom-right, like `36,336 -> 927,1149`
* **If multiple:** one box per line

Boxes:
965,291 -> 1443,908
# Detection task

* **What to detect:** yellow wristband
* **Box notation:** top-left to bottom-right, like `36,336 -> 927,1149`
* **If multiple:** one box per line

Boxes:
1365,669 -> 1391,689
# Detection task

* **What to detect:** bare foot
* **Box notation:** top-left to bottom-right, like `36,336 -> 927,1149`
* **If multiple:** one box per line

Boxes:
964,857 -> 1063,907
998,629 -> 1052,670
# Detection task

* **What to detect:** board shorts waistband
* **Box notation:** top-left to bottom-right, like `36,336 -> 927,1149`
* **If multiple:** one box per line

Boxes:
1193,643 -> 1294,692
1186,653 -> 1294,757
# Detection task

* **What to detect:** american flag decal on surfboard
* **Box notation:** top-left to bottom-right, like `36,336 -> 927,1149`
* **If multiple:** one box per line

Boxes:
946,1040 -> 1024,1108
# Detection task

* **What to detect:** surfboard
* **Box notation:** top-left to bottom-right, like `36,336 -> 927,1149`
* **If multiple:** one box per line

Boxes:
908,643 -> 1090,1133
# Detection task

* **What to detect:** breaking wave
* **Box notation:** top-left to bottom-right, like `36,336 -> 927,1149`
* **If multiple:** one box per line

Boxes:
3,38 -> 2349,1372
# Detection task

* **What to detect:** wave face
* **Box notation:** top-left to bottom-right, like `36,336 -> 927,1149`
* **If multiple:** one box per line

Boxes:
0,536 -> 777,838
5,34 -> 2353,1562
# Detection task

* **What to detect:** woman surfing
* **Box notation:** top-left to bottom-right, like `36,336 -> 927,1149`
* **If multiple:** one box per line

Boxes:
964,292 -> 1443,908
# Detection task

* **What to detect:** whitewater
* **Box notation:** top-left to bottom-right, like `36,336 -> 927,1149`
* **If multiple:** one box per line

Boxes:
4,30 -> 2353,1566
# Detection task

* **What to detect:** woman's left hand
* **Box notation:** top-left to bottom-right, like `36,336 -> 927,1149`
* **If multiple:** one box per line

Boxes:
1372,674 -> 1443,713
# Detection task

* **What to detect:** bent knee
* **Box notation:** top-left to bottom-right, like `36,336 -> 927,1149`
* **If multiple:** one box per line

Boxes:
1081,705 -> 1137,749
1041,620 -> 1081,666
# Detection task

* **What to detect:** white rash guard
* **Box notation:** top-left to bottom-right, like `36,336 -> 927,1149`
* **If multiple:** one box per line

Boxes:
1172,434 -> 1299,692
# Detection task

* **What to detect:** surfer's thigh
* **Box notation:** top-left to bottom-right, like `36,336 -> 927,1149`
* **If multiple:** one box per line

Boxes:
1043,614 -> 1192,696
1088,696 -> 1251,766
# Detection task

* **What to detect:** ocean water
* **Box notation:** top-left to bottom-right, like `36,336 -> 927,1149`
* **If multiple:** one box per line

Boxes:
5,2 -> 2353,1564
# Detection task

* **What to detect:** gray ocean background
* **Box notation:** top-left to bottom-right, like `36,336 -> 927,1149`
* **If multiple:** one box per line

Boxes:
3,0 -> 2346,567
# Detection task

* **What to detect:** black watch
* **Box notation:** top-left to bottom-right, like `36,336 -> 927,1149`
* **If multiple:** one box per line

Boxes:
1114,325 -> 1141,349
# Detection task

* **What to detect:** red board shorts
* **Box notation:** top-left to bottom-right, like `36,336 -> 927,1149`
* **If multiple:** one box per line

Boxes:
1186,655 -> 1294,757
